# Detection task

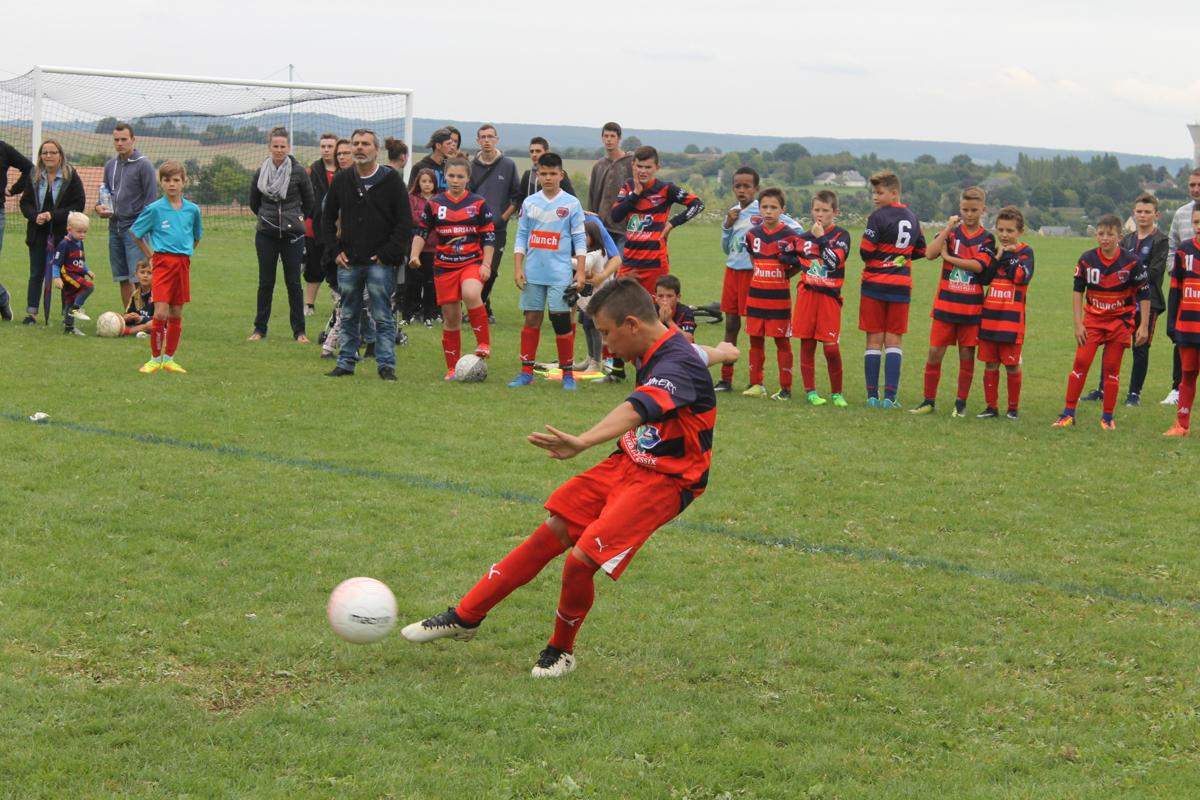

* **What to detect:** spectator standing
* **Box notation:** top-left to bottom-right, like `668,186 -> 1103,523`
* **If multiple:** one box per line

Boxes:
587,122 -> 633,247
468,124 -> 521,323
0,138 -> 33,321
405,168 -> 440,326
515,137 -> 576,205
412,128 -> 456,191
19,140 -> 85,324
248,126 -> 315,343
1163,168 -> 1200,405
303,133 -> 339,316
96,123 -> 158,310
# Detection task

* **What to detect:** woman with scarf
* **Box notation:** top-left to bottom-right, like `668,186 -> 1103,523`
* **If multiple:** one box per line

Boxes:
248,126 -> 315,342
19,139 -> 85,325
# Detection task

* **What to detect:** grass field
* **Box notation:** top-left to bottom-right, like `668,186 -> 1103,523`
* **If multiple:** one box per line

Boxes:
2,216 -> 1198,799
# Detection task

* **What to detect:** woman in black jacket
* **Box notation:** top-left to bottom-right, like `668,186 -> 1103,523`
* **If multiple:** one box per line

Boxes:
248,126 -> 315,342
19,139 -> 85,324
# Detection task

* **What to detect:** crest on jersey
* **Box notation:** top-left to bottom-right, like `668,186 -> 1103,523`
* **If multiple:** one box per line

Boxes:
1117,270 -> 1129,282
556,206 -> 569,218
948,267 -> 973,284
634,424 -> 662,451
751,215 -> 763,225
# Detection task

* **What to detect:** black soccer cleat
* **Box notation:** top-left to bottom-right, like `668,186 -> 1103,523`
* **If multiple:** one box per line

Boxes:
952,398 -> 967,418
401,607 -> 480,643
531,645 -> 576,678
714,380 -> 733,393
1081,388 -> 1103,402
976,407 -> 999,419
1006,409 -> 1020,420
1125,393 -> 1141,407
378,367 -> 397,381
325,366 -> 354,377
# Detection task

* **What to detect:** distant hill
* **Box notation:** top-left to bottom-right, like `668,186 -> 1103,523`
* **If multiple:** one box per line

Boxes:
7,113 -> 1191,171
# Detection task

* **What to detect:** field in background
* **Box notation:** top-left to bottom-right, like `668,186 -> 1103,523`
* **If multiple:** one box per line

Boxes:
2,219 -> 1198,799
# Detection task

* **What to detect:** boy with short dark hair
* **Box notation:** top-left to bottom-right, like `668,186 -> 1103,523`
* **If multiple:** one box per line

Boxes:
859,171 -> 926,407
1052,214 -> 1150,429
976,206 -> 1034,419
792,190 -> 851,407
654,274 -> 696,343
742,188 -> 802,400
912,187 -> 995,416
1163,204 -> 1200,436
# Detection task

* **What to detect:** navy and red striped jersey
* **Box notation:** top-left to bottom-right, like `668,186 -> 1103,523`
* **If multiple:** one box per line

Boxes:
620,328 -> 717,498
51,237 -> 89,285
670,303 -> 697,339
798,225 -> 851,301
611,179 -> 704,272
980,243 -> 1035,344
1168,238 -> 1200,346
931,225 -> 995,325
1073,247 -> 1149,325
745,223 -> 802,325
860,204 -> 926,303
418,190 -> 496,271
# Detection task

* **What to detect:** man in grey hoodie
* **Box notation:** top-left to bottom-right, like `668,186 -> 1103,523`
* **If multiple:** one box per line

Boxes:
97,123 -> 159,308
587,122 -> 633,248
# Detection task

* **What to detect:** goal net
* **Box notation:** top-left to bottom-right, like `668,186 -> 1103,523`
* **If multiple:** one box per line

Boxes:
0,66 -> 412,224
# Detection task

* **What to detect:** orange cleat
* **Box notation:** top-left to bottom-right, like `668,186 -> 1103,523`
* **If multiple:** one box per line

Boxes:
1099,418 -> 1116,431
444,369 -> 457,382
474,344 -> 491,359
1051,414 -> 1075,429
1163,423 -> 1190,437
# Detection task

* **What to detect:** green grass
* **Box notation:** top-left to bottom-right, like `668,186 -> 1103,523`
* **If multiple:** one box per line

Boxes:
1,216 -> 1198,799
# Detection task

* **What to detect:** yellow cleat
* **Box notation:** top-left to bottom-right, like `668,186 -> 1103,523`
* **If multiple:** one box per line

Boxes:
1051,414 -> 1075,429
741,384 -> 768,398
160,359 -> 188,374
138,359 -> 162,374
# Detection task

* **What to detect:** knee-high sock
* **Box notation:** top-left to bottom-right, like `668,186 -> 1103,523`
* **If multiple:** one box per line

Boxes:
1101,343 -> 1127,416
455,523 -> 569,624
1173,344 -> 1183,390
775,337 -> 794,391
923,361 -> 941,402
556,330 -> 574,374
800,339 -> 817,392
520,326 -> 540,375
824,343 -> 843,394
884,347 -> 903,400
1006,369 -> 1022,411
443,329 -> 461,370
864,349 -> 882,398
1177,370 -> 1198,428
548,551 -> 599,653
983,367 -> 999,409
720,361 -> 734,383
150,318 -> 166,358
1064,337 -> 1101,411
165,317 -> 182,357
749,336 -> 765,386
956,355 -> 975,402
467,305 -> 490,349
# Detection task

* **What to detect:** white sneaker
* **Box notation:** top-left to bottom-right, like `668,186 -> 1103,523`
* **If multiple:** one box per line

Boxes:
530,646 -> 576,678
303,305 -> 314,317
71,308 -> 90,321
136,330 -> 149,338
1161,389 -> 1179,406
67,328 -> 85,336
400,607 -> 480,643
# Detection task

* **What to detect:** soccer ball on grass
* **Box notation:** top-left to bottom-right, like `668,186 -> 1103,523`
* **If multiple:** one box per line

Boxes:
454,354 -> 488,383
96,311 -> 125,338
327,577 -> 397,644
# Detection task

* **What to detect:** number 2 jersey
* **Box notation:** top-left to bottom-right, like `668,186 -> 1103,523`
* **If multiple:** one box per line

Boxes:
859,203 -> 926,304
980,243 -> 1035,344
931,225 -> 996,325
1168,237 -> 1200,346
611,179 -> 704,274
797,226 -> 851,302
417,190 -> 496,273
1073,247 -> 1149,329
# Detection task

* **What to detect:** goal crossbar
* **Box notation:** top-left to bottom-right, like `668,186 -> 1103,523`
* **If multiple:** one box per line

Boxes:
34,65 -> 414,97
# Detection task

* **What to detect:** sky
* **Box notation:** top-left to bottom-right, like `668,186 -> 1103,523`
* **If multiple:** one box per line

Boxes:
2,0 -> 1199,158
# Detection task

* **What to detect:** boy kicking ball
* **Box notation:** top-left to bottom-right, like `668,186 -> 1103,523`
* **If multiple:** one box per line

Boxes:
402,278 -> 719,677
131,161 -> 202,374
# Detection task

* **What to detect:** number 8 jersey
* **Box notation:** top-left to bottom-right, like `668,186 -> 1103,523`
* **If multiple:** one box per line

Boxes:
859,203 -> 926,304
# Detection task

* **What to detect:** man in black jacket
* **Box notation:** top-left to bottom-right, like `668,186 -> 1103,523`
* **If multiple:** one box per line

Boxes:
321,129 -> 413,381
0,138 -> 34,321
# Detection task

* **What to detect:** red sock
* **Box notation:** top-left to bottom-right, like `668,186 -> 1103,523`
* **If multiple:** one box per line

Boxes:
720,362 -> 734,383
520,325 -> 540,374
165,317 -> 182,357
556,329 -> 574,373
455,523 -> 569,624
1006,369 -> 1022,411
1101,343 -> 1125,416
983,368 -> 999,408
1065,338 -> 1100,411
442,329 -> 461,370
824,343 -> 843,394
776,337 -> 793,391
1178,371 -> 1198,428
956,356 -> 974,402
923,361 -> 941,402
467,305 -> 490,350
749,336 -> 765,386
548,551 -> 598,653
150,318 -> 166,358
799,339 -> 817,392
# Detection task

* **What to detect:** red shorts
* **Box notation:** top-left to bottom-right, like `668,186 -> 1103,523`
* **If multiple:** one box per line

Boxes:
977,338 -> 1022,366
858,295 -> 909,335
1084,316 -> 1133,345
720,268 -> 753,316
544,453 -> 692,581
791,289 -> 842,343
151,253 -> 190,306
434,264 -> 483,306
929,318 -> 980,347
617,265 -> 665,296
745,311 -> 791,338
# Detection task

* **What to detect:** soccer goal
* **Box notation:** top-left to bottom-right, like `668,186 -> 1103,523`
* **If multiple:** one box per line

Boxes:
0,65 -> 413,220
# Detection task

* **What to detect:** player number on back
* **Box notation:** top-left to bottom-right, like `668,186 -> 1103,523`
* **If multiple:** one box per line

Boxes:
896,220 -> 911,249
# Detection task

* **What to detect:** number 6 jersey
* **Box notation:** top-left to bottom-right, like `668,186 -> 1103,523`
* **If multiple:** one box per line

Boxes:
859,203 -> 926,304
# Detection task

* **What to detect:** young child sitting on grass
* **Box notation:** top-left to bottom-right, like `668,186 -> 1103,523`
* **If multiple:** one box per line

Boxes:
122,259 -> 154,338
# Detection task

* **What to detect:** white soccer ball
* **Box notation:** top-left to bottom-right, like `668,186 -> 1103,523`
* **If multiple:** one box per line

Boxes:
327,577 -> 398,644
96,311 -> 125,338
454,354 -> 488,383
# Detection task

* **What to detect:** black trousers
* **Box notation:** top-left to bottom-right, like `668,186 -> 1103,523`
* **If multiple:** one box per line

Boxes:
26,235 -> 51,315
402,252 -> 438,320
480,227 -> 507,312
254,231 -> 306,337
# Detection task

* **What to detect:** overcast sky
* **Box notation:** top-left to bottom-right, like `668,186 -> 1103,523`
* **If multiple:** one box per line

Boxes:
3,0 -> 1198,158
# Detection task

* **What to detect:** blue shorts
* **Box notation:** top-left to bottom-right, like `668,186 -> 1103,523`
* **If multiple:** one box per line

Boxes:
109,224 -> 143,283
520,282 -> 571,314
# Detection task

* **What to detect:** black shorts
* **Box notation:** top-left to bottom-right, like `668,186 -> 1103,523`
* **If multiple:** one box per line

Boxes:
304,237 -> 325,284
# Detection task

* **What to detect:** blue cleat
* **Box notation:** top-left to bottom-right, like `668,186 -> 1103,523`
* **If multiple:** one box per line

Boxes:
866,396 -> 880,408
562,374 -> 577,391
882,398 -> 902,409
507,372 -> 535,388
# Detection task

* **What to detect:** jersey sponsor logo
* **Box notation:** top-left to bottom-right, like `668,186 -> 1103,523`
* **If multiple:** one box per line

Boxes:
627,213 -> 655,233
529,230 -> 561,250
556,206 -> 569,218
990,286 -> 1015,303
634,423 -> 662,451
645,376 -> 678,395
947,267 -> 974,285
1089,297 -> 1125,312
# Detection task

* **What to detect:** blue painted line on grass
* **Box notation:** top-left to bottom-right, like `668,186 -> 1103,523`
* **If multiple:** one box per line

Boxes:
6,410 -> 1198,616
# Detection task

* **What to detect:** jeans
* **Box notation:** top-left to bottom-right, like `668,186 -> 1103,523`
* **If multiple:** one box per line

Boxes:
337,263 -> 396,371
26,235 -> 52,315
254,231 -> 306,337
109,223 -> 143,283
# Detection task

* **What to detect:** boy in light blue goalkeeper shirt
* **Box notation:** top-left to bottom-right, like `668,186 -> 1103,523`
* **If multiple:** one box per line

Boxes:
510,153 -> 587,390
717,166 -> 803,390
